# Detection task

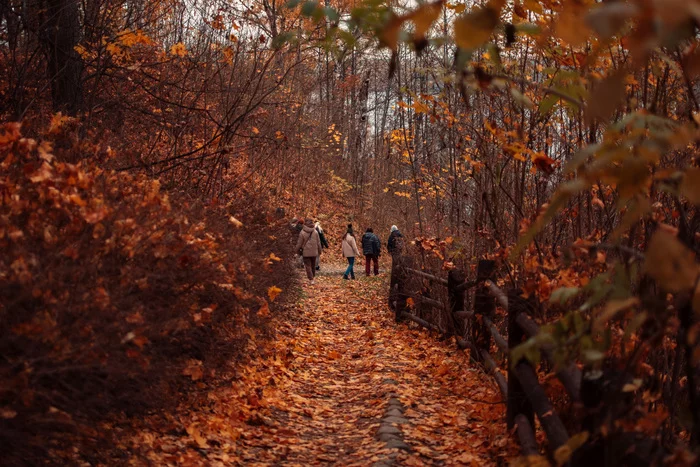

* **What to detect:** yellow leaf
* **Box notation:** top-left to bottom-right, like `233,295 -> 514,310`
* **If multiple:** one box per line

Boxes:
252,126 -> 260,134
622,379 -> 642,392
268,286 -> 282,302
229,216 -> 243,228
269,253 -> 282,262
555,431 -> 589,466
169,42 -> 187,57
413,101 -> 430,114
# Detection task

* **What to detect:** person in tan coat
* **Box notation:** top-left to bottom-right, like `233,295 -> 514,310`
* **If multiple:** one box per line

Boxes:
296,218 -> 323,284
341,224 -> 360,280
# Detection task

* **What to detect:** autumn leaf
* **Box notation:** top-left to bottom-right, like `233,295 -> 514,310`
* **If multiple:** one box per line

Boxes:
186,423 -> 208,448
268,286 -> 282,302
454,0 -> 504,50
554,431 -> 589,466
681,168 -> 700,205
269,252 -> 282,262
643,230 -> 699,292
532,152 -> 556,175
169,42 -> 187,57
182,359 -> 204,381
229,216 -> 243,227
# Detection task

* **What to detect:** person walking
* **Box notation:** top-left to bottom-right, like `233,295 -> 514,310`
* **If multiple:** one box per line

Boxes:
341,224 -> 360,280
296,218 -> 323,285
361,227 -> 381,276
314,221 -> 329,271
387,225 -> 404,256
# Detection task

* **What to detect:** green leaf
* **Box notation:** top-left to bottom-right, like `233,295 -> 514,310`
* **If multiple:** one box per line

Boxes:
582,349 -> 605,364
272,31 -> 297,49
511,88 -> 534,109
320,7 -> 338,22
301,1 -> 318,16
550,287 -> 581,305
538,94 -> 560,115
515,22 -> 541,36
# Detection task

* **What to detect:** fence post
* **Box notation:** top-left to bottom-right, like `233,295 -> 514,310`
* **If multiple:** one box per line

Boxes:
507,290 -> 535,431
472,260 -> 495,363
390,251 -> 410,323
447,268 -> 466,339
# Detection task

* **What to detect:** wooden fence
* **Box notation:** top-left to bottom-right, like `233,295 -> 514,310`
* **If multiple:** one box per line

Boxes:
389,252 -> 585,460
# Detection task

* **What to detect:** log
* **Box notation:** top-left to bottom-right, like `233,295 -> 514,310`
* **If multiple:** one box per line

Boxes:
514,361 -> 570,450
515,414 -> 539,456
516,313 -> 582,402
515,312 -> 539,337
472,260 -> 496,363
455,279 -> 479,292
454,310 -> 474,320
484,316 -> 507,353
481,349 -> 508,399
508,290 -> 535,431
416,295 -> 444,310
400,311 -> 443,333
448,269 -> 467,339
485,280 -> 508,309
406,268 -> 448,286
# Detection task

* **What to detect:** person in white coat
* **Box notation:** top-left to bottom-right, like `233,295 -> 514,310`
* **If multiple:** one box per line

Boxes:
341,224 -> 360,280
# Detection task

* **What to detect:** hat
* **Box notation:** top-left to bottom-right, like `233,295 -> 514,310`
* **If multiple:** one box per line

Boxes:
391,225 -> 398,232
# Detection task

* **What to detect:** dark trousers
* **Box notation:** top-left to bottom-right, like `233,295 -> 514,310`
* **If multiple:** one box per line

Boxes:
365,254 -> 379,276
303,257 -> 316,280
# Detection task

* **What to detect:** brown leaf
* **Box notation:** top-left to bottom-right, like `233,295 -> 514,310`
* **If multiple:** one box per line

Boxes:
585,71 -> 626,122
644,230 -> 699,292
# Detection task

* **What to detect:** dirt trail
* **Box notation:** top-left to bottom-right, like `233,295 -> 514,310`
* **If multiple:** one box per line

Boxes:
126,263 -> 518,466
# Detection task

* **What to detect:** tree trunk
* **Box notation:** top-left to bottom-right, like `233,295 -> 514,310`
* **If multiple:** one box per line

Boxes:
41,0 -> 83,115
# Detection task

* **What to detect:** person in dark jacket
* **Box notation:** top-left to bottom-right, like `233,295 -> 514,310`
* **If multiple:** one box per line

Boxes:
387,225 -> 404,256
314,221 -> 329,270
361,227 -> 381,276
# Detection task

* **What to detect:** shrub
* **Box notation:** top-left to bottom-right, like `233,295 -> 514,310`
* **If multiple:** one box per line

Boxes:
0,122 -> 293,464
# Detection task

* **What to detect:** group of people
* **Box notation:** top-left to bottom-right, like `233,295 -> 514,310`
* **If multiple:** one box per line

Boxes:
291,218 -> 404,285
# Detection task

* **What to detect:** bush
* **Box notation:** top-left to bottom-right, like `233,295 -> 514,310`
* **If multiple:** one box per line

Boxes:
0,122 -> 294,464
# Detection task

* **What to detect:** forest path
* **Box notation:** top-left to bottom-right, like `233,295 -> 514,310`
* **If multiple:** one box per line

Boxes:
126,262 -> 517,465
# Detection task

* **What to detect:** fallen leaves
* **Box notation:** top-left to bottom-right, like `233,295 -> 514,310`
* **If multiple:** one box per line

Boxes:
123,262 -> 516,465
267,285 -> 282,302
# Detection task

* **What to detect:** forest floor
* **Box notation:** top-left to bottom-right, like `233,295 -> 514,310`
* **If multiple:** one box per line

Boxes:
121,261 -> 519,466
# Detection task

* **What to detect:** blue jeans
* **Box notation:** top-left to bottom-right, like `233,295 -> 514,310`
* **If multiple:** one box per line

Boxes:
344,257 -> 355,277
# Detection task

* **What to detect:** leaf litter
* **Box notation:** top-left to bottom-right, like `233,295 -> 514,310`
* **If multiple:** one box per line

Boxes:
124,263 -> 519,465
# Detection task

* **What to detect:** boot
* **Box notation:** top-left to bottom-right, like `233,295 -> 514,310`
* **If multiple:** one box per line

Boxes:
350,272 -> 356,280
343,274 -> 349,280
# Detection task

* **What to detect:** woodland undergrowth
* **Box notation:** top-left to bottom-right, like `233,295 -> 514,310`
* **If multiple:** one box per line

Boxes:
0,120 -> 295,465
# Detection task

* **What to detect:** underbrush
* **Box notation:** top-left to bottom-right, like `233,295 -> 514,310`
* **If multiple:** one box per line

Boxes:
0,122 -> 295,465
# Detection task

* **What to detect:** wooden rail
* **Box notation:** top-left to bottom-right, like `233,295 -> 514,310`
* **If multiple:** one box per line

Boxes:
389,252 -> 581,458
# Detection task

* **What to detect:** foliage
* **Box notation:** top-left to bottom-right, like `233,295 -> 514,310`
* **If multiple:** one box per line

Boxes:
0,122 -> 293,463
